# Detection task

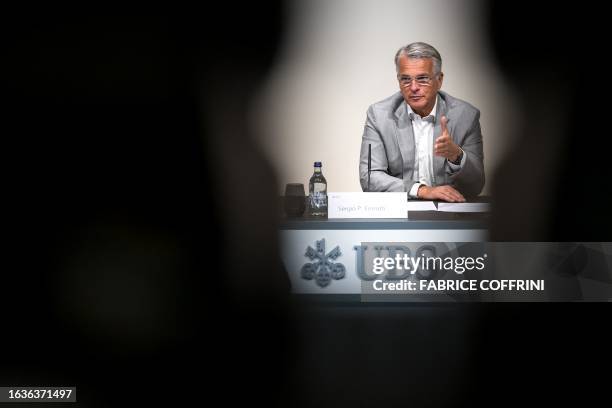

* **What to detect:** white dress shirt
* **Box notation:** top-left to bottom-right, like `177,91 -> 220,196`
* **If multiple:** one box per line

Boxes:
406,99 -> 466,198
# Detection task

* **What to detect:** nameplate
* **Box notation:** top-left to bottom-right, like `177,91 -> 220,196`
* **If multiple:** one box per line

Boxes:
328,192 -> 407,218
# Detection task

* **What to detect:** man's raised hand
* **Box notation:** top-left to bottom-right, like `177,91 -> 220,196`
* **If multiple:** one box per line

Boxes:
434,116 -> 461,162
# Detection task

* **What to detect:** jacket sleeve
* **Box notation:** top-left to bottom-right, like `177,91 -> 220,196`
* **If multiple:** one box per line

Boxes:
448,110 -> 485,197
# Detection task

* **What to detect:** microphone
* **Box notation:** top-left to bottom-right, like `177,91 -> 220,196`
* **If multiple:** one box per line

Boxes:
367,143 -> 371,192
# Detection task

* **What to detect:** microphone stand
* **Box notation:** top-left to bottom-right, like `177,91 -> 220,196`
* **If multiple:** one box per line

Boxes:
367,143 -> 371,192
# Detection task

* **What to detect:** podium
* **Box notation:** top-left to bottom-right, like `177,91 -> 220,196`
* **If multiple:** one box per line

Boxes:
280,207 -> 488,295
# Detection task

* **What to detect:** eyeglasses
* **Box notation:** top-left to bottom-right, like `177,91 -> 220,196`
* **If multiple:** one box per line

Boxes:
398,75 -> 434,87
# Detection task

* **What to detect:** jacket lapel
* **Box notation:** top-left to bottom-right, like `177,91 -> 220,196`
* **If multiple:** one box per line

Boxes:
394,101 -> 415,182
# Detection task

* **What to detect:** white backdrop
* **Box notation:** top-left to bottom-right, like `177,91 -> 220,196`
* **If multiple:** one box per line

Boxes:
252,0 -> 519,195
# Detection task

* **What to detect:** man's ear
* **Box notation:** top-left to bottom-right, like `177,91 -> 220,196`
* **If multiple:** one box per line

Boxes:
437,72 -> 444,88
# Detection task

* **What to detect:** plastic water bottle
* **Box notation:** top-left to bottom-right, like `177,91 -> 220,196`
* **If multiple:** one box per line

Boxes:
308,161 -> 327,217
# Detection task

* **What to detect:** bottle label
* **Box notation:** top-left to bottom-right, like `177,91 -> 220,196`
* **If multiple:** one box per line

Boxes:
313,183 -> 326,193
310,186 -> 327,215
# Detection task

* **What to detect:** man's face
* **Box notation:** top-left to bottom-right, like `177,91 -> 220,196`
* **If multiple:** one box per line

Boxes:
397,56 -> 443,117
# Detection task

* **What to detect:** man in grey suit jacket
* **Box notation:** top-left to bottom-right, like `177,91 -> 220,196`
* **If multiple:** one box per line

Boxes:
359,42 -> 484,201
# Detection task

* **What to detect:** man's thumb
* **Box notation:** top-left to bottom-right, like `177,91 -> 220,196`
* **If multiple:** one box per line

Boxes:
441,115 -> 448,132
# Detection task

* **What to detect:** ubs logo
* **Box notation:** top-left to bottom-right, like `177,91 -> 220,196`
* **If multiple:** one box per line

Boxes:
301,239 -> 346,287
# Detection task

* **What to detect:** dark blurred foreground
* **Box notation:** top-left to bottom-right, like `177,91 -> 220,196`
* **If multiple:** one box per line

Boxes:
3,4 -> 611,407
3,10 -> 293,407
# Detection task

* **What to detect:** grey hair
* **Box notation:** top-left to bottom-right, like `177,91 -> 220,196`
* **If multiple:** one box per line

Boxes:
394,42 -> 442,75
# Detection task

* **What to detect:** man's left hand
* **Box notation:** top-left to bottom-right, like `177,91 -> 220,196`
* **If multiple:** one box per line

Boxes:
434,116 -> 461,162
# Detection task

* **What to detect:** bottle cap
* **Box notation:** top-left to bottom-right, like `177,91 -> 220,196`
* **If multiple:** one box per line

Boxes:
314,161 -> 322,167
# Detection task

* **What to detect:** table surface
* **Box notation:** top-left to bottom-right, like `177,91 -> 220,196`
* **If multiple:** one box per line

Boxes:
280,197 -> 491,230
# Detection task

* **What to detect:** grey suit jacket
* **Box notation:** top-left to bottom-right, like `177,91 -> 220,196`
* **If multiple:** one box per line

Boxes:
359,91 -> 484,197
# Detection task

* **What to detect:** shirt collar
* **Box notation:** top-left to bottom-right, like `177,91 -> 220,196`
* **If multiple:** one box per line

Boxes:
407,95 -> 438,123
